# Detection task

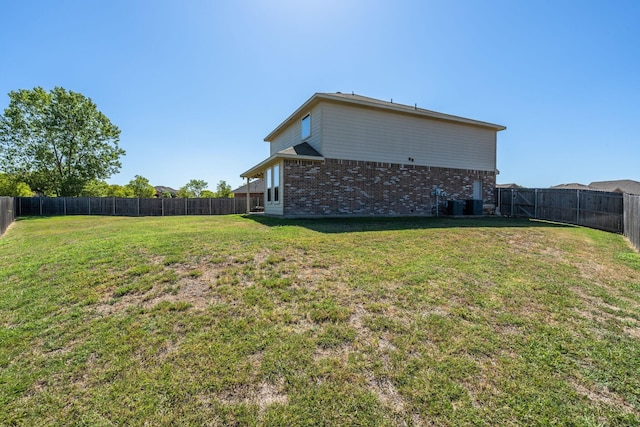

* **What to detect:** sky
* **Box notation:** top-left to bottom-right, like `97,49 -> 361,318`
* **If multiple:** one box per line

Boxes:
1,0 -> 638,190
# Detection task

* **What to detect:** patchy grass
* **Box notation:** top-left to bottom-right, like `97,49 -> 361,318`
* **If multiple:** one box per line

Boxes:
1,215 -> 640,425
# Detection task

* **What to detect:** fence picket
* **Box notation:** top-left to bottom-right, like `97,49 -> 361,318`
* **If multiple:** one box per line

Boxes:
13,196 -> 262,218
497,188 -> 623,233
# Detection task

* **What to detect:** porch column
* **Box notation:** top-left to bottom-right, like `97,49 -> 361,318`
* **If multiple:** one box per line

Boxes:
246,177 -> 250,214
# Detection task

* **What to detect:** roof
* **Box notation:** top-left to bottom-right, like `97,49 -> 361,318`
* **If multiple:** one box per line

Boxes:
550,183 -> 591,190
240,142 -> 324,179
588,180 -> 640,195
277,141 -> 322,157
549,180 -> 640,195
154,186 -> 178,194
264,92 -> 507,141
232,179 -> 264,194
496,183 -> 524,189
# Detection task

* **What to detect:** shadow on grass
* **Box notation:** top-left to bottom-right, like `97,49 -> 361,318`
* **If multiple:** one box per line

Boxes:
244,215 -> 573,234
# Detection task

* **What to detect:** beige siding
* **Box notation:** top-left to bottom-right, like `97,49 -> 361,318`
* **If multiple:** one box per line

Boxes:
270,104 -> 322,155
320,103 -> 496,171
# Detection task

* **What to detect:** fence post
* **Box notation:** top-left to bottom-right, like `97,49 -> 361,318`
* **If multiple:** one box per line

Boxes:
209,198 -> 212,215
113,197 -> 116,216
64,197 -> 67,216
534,189 -> 538,219
40,197 -> 43,216
511,189 -> 515,217
162,198 -> 164,216
185,198 -> 188,215
576,189 -> 580,225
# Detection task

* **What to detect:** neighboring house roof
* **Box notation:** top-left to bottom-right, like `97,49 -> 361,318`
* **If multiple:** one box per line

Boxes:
264,92 -> 506,142
496,183 -> 524,189
155,186 -> 178,195
588,180 -> 640,195
549,180 -> 640,194
232,179 -> 265,194
241,142 -> 324,179
550,183 -> 591,190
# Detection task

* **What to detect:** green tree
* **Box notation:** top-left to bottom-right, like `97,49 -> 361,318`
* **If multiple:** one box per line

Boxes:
176,187 -> 194,198
200,190 -> 216,198
126,175 -> 155,198
107,184 -> 134,198
0,173 -> 32,196
80,179 -> 110,197
0,87 -> 124,196
179,179 -> 208,198
215,180 -> 232,198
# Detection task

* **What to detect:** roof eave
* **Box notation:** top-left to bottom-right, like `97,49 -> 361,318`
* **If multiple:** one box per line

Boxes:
264,93 -> 506,141
264,93 -> 323,142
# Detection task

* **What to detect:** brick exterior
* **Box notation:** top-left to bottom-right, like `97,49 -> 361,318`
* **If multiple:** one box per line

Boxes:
283,158 -> 496,217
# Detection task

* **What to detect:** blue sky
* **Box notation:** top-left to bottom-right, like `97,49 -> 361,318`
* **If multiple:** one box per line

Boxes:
1,0 -> 638,190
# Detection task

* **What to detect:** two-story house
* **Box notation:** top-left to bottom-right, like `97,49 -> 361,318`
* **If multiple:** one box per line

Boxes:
241,92 -> 506,217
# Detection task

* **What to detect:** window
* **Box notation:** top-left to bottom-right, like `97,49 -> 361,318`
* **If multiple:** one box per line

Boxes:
273,164 -> 280,202
266,167 -> 272,202
265,164 -> 281,204
301,113 -> 311,140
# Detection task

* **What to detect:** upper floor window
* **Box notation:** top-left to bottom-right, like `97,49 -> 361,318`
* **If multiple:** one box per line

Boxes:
301,113 -> 311,140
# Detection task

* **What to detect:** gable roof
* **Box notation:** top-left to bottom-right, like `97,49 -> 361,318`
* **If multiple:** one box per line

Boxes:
240,142 -> 324,179
550,183 -> 592,190
276,141 -> 322,157
264,92 -> 506,142
588,180 -> 640,195
232,179 -> 264,194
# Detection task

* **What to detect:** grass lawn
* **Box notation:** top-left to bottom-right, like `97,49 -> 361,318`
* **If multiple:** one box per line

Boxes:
1,214 -> 640,426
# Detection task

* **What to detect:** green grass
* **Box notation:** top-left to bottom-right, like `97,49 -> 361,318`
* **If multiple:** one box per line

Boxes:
1,215 -> 640,426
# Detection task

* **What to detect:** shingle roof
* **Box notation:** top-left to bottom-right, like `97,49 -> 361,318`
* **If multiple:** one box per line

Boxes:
232,179 -> 264,194
550,183 -> 591,190
277,142 -> 322,157
588,180 -> 640,195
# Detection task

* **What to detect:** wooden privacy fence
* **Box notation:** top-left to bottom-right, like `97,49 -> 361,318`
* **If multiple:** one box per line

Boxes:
496,188 -> 624,233
624,193 -> 640,252
0,197 -> 15,236
15,196 -> 263,217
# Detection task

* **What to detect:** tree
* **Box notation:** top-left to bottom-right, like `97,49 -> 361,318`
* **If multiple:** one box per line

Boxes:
126,175 -> 155,198
0,87 -> 124,196
0,173 -> 32,196
80,179 -> 110,197
200,190 -> 216,198
215,180 -> 232,198
179,179 -> 208,198
107,184 -> 134,198
176,187 -> 194,198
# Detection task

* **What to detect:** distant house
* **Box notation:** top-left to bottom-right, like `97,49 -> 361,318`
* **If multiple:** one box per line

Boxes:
550,183 -> 592,191
240,92 -> 506,217
497,183 -> 524,189
232,179 -> 264,199
154,186 -> 178,198
588,180 -> 640,195
551,180 -> 640,195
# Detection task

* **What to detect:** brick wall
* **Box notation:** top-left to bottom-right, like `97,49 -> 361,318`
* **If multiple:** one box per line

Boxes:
283,158 -> 496,217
